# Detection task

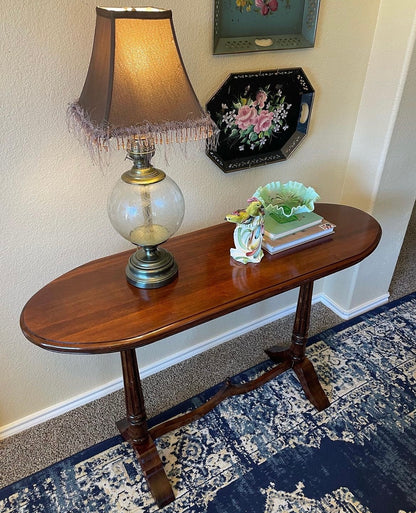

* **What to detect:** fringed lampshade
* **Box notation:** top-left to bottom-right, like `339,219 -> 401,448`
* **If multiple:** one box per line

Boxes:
68,7 -> 213,151
68,7 -> 215,289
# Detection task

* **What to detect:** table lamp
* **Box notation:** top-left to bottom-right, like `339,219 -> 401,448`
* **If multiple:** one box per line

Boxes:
68,7 -> 214,288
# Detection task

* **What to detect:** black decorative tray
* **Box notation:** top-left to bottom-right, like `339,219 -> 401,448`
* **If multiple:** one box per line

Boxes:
206,68 -> 314,173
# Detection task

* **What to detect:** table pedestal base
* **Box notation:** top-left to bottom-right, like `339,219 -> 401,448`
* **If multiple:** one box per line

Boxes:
265,280 -> 330,412
118,280 -> 330,507
118,349 -> 175,507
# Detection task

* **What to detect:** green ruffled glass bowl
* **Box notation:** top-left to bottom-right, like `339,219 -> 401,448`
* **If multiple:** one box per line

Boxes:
254,181 -> 320,223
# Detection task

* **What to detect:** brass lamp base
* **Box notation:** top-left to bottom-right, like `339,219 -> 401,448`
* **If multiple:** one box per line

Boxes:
126,246 -> 178,289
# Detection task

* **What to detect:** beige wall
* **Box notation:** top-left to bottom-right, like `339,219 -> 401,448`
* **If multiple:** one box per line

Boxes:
1,0 -> 415,434
323,2 -> 416,311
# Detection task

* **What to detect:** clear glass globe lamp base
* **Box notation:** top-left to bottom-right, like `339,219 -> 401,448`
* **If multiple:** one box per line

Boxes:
107,139 -> 185,289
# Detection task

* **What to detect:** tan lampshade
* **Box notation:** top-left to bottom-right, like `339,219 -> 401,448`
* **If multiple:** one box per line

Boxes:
68,7 -> 214,151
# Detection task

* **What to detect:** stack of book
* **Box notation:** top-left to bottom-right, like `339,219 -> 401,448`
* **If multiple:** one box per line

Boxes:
262,211 -> 335,255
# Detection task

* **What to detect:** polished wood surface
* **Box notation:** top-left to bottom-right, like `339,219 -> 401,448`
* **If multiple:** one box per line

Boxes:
20,203 -> 381,508
20,204 -> 381,354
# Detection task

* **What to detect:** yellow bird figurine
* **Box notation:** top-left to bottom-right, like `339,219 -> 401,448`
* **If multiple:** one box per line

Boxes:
225,199 -> 263,224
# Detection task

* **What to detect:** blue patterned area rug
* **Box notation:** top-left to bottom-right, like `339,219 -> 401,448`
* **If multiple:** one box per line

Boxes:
2,293 -> 416,513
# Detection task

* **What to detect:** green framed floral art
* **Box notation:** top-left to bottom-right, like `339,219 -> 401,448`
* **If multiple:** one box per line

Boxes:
206,68 -> 314,173
213,0 -> 320,54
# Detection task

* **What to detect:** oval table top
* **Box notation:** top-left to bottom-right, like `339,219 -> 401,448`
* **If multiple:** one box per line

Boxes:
20,203 -> 381,354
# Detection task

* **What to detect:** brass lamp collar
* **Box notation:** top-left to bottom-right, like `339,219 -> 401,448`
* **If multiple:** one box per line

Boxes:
122,137 -> 166,185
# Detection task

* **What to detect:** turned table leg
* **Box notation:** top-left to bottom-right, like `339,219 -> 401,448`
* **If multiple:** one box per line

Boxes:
117,349 -> 174,508
265,281 -> 330,412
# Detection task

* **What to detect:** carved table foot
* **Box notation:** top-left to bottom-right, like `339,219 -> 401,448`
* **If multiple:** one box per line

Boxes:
117,418 -> 175,508
292,357 -> 330,412
265,346 -> 329,411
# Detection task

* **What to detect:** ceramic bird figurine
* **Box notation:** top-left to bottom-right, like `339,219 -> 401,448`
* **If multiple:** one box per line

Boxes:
226,198 -> 265,264
225,199 -> 263,225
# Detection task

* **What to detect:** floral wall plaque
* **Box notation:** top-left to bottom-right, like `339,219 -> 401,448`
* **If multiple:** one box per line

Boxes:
206,68 -> 314,173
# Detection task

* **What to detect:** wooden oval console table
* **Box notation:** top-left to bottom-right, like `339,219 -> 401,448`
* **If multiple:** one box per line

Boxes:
20,203 -> 381,507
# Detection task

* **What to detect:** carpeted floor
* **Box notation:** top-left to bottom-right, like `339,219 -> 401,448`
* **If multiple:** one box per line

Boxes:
1,292 -> 415,512
0,202 -> 414,493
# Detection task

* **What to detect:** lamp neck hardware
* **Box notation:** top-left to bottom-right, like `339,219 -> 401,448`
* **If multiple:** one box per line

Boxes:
122,138 -> 166,185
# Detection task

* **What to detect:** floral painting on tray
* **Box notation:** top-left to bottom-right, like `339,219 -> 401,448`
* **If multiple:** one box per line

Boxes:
206,68 -> 314,172
213,0 -> 321,54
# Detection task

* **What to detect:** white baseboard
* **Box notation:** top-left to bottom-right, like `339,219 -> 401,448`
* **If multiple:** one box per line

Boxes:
0,292 -> 389,439
0,379 -> 125,440
319,292 -> 390,319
